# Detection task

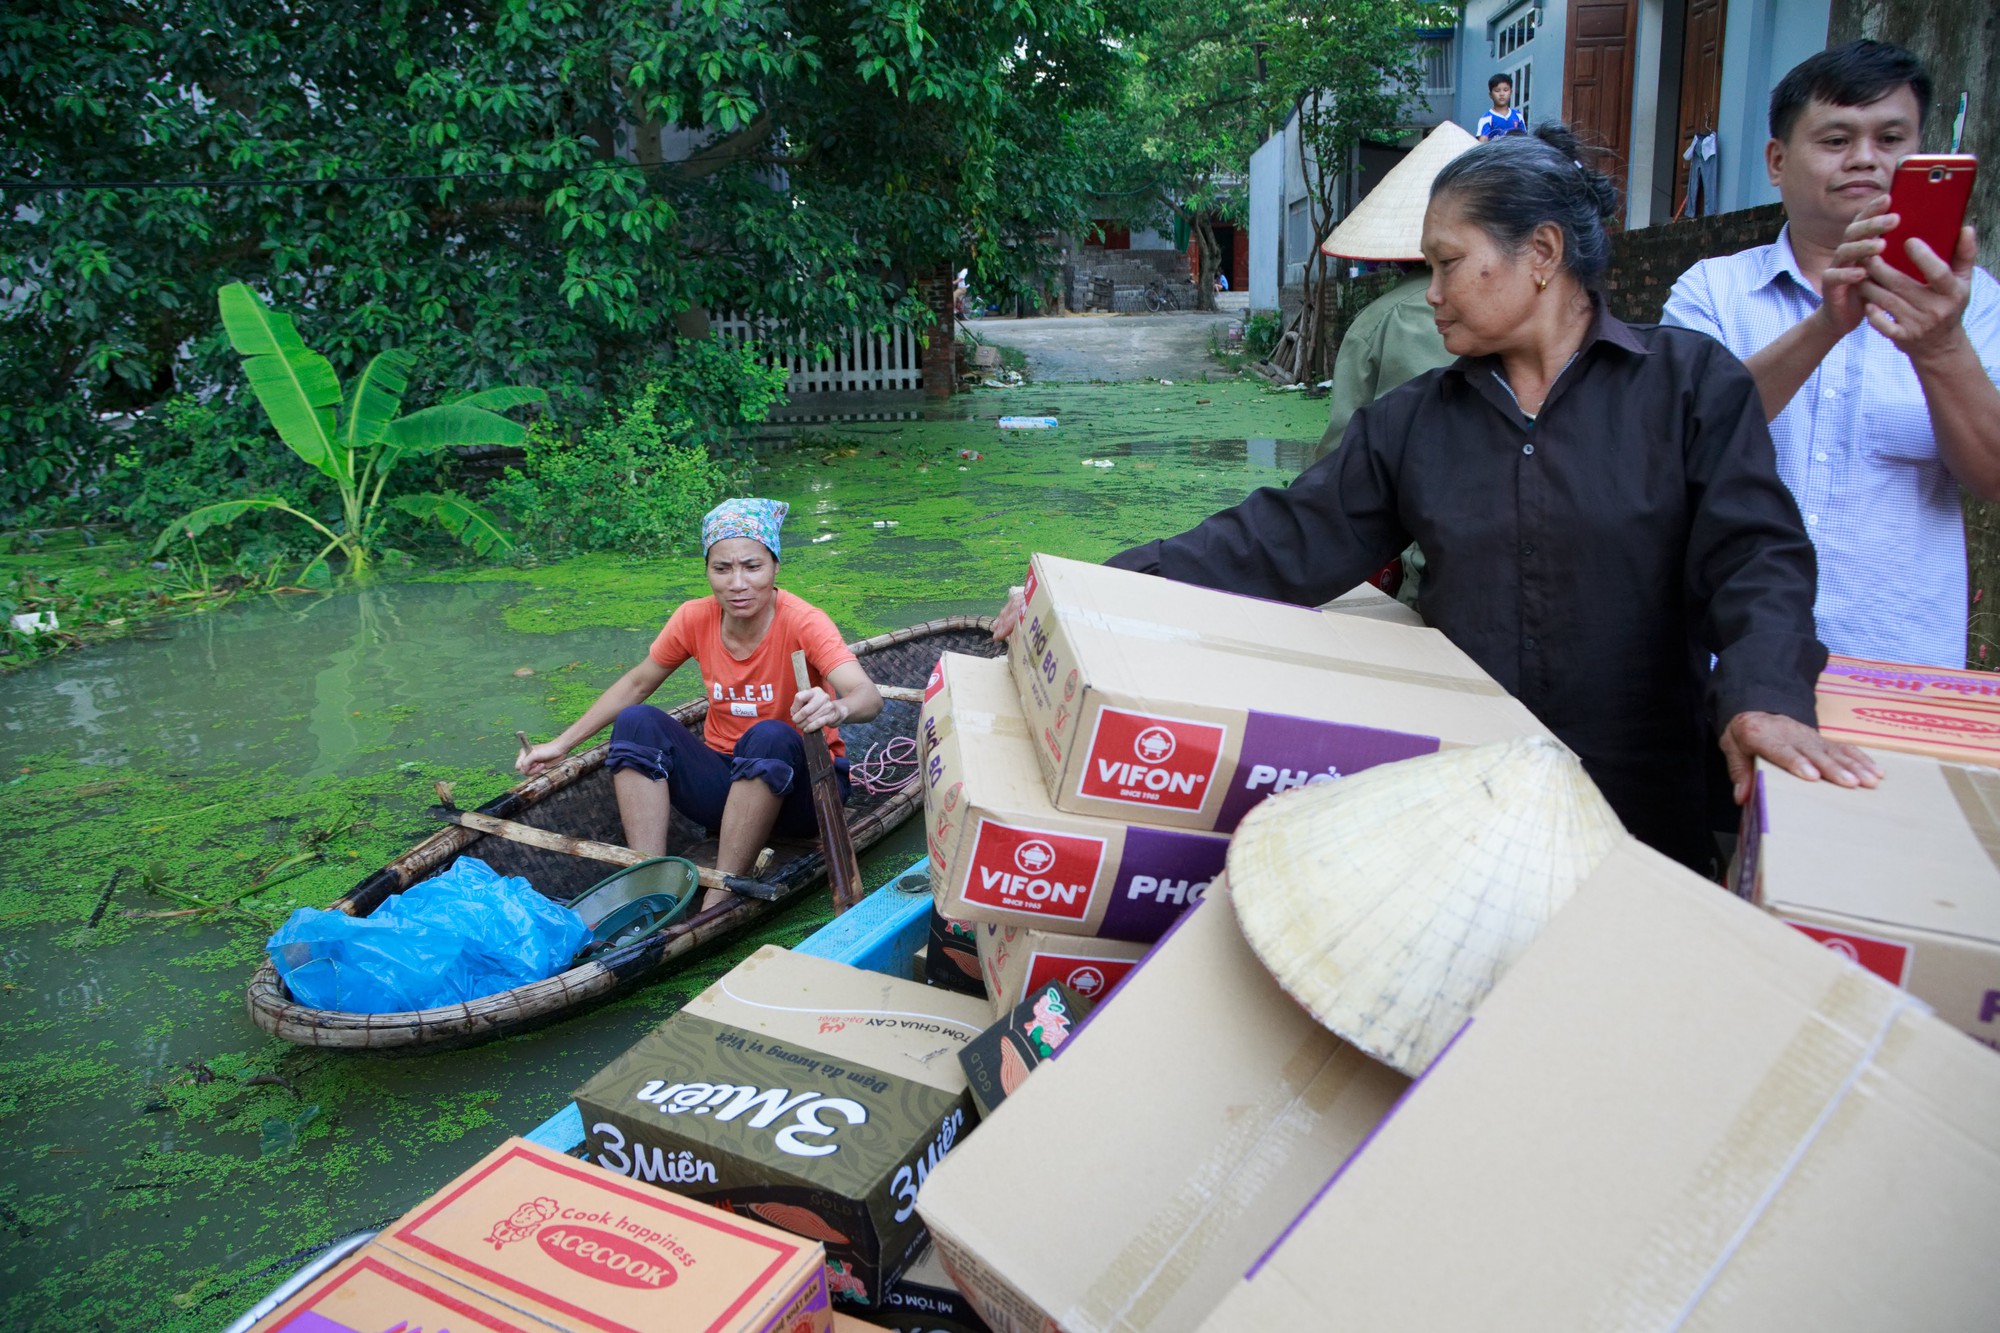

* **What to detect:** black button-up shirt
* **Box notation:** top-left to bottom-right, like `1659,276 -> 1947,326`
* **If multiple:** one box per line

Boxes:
1108,306 -> 1826,868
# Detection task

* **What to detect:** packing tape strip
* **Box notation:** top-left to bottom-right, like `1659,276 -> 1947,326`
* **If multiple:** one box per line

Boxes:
1065,607 -> 1506,697
1066,1036 -> 1374,1333
1591,973 -> 1927,1331
1943,762 -> 2000,874
956,706 -> 1035,742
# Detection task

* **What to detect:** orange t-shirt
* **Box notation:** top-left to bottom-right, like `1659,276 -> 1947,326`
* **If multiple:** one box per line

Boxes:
649,590 -> 858,758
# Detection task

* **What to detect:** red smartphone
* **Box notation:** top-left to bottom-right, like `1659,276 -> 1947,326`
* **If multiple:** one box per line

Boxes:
1880,154 -> 1977,281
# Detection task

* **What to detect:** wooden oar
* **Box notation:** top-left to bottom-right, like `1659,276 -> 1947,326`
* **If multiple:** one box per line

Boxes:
428,806 -> 783,902
793,650 -> 865,914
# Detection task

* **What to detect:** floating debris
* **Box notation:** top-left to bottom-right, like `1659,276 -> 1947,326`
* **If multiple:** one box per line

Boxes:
998,417 -> 1058,429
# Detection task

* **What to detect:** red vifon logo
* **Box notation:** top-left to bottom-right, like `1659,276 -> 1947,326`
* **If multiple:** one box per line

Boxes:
964,819 -> 1105,921
1078,709 -> 1225,813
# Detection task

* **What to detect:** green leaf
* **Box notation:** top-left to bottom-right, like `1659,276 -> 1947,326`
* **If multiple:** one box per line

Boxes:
452,386 -> 547,413
341,348 -> 417,451
151,498 -> 296,555
216,284 -> 346,482
381,402 -> 531,456
391,491 -> 516,556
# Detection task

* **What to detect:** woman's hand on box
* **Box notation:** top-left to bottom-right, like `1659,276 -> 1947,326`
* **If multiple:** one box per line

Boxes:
992,586 -> 1027,642
1721,712 -> 1882,805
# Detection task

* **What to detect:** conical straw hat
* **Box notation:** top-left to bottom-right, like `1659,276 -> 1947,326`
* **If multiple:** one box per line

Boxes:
1319,121 -> 1481,261
1226,736 -> 1623,1075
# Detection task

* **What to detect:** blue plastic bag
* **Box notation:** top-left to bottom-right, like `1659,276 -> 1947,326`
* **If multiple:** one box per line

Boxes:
267,856 -> 591,1013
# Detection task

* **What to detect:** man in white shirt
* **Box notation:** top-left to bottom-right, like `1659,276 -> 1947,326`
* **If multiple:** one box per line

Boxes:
1664,40 -> 2000,668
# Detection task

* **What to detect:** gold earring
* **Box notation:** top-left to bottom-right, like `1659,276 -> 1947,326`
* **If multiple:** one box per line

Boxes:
1536,275 -> 1548,292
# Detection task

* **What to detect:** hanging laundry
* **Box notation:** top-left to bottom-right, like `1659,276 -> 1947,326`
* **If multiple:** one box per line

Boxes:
1681,132 -> 1720,219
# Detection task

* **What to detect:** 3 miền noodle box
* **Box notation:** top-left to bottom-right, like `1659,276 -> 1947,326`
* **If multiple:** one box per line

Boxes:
922,652 -> 1227,936
574,947 -> 993,1308
876,1242 -> 995,1333
972,922 -> 1147,1018
1736,749 -> 2000,1050
1196,837 -> 2000,1331
915,886 -> 1410,1333
1007,554 -> 1549,831
1814,653 -> 2000,765
358,1136 -> 831,1333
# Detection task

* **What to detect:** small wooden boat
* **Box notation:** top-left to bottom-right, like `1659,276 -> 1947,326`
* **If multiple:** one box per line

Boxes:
246,616 -> 1000,1051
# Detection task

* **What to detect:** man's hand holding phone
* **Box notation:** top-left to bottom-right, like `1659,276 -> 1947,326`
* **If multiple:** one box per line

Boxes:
1826,155 -> 1979,366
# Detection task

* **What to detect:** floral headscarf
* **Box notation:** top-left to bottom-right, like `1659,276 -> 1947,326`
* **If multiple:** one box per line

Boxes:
701,497 -> 789,559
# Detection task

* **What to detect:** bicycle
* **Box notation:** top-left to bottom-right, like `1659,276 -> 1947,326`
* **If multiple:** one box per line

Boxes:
1143,276 -> 1191,312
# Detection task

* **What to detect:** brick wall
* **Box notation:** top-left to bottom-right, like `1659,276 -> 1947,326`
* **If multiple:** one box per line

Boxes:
1067,247 -> 1193,312
1599,203 -> 1787,325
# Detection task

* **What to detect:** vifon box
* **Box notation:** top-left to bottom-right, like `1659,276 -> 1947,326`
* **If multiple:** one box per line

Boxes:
575,947 -> 992,1308
1007,554 -> 1549,832
922,652 -> 1227,937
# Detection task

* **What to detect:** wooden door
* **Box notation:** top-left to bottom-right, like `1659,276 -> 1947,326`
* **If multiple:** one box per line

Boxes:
1565,0 -> 1639,214
1672,0 -> 1727,213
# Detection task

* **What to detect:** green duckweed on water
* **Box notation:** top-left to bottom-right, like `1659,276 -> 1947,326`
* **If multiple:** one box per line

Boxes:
0,379 -> 1326,1329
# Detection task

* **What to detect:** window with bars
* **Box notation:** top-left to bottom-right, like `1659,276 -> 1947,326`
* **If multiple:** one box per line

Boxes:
1495,9 -> 1538,59
1418,34 -> 1455,96
1511,60 -> 1533,126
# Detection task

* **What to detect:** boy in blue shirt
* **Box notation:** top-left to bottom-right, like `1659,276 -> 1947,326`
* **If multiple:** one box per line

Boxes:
1475,75 -> 1525,140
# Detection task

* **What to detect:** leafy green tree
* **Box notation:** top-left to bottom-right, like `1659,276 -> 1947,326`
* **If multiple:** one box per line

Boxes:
1082,6 -> 1267,312
0,0 -> 1136,520
155,284 -> 540,580
1262,2 -> 1457,380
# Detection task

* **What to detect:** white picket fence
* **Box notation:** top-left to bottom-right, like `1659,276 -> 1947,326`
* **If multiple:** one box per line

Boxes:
712,312 -> 925,393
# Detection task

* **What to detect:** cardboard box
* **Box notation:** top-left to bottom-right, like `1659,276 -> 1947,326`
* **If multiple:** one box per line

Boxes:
875,1242 -> 993,1333
972,922 -> 1147,1017
1816,653 -> 2000,765
575,947 -> 994,1307
1317,581 -> 1424,627
924,906 -> 988,998
354,1136 -> 829,1333
1736,750 -> 2000,1050
958,980 -> 1096,1118
1196,838 -> 2000,1332
1007,554 -> 1549,830
916,888 -> 1410,1333
248,1247 -> 547,1333
922,652 -> 1228,936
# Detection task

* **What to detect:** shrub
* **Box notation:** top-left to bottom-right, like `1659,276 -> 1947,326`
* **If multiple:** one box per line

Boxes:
106,397 -> 333,538
1242,310 -> 1283,361
490,343 -> 782,556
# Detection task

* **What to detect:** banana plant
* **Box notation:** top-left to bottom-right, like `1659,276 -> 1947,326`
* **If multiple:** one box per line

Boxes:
154,284 -> 545,580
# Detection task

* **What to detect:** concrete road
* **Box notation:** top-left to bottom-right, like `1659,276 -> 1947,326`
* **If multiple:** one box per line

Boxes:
966,310 -> 1236,383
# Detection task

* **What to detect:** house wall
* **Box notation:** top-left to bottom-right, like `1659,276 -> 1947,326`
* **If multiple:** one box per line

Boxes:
1248,134 -> 1284,311
1453,1 -> 1568,135
1709,0 -> 1832,212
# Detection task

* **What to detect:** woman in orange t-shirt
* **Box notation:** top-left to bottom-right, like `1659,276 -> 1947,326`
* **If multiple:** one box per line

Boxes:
518,498 -> 882,910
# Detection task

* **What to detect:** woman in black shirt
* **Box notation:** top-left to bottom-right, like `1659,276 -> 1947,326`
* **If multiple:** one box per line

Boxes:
1002,126 -> 1879,871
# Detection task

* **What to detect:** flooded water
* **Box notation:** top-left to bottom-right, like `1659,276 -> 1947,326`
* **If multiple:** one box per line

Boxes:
0,582 -> 651,779
0,376 -> 1330,1329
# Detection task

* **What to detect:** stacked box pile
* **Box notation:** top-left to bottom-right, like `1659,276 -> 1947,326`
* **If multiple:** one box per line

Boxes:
571,947 -> 993,1310
920,554 -> 1551,1011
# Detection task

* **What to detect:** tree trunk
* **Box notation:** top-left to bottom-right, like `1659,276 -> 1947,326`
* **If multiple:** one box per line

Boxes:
919,266 -> 958,399
1191,213 -> 1221,312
